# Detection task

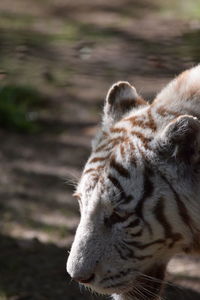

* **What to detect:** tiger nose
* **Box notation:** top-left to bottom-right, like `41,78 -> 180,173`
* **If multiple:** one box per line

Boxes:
72,273 -> 95,284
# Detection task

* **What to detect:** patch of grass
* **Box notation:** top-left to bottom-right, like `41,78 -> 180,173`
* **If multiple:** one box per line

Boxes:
0,12 -> 35,29
158,0 -> 200,19
0,85 -> 44,133
52,21 -> 122,43
179,30 -> 200,62
0,291 -> 6,300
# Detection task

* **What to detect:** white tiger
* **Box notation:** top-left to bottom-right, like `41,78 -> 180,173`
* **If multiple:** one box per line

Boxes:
67,65 -> 200,300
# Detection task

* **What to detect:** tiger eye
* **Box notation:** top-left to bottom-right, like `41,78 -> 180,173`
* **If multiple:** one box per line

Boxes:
104,211 -> 132,227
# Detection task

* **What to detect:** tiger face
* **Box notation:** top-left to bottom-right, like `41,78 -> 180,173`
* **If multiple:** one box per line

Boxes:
67,72 -> 200,300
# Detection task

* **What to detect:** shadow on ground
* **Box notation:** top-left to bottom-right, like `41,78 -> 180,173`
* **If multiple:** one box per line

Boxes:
0,234 -> 200,300
0,234 -> 106,300
165,287 -> 200,300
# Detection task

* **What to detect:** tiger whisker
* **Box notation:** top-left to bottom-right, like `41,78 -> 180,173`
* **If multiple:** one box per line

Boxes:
65,175 -> 79,188
135,280 -> 166,300
134,271 -> 179,289
129,285 -> 147,300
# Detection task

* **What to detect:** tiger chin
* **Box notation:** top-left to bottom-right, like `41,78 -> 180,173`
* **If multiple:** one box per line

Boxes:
79,263 -> 166,300
67,65 -> 200,300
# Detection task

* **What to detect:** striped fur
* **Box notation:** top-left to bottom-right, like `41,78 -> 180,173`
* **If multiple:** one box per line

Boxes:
67,66 -> 200,300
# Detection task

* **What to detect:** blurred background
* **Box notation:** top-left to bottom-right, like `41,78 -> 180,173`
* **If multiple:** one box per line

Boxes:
1,0 -> 200,299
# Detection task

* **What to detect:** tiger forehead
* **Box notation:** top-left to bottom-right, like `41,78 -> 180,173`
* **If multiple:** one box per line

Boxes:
85,126 -> 144,179
81,107 -> 154,195
82,147 -> 136,199
80,171 -> 117,204
90,128 -> 131,163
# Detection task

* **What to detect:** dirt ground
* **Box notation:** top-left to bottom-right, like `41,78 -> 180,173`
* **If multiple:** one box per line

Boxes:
1,0 -> 200,299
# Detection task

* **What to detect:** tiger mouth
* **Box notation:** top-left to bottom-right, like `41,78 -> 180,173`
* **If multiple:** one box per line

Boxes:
87,281 -> 131,295
88,278 -> 161,298
88,264 -> 166,298
122,264 -> 166,300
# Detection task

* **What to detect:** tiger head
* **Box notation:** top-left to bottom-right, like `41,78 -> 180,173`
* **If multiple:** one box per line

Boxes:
67,75 -> 200,299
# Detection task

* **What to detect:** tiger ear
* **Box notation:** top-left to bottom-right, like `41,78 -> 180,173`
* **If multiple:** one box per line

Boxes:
103,81 -> 148,127
156,115 -> 200,163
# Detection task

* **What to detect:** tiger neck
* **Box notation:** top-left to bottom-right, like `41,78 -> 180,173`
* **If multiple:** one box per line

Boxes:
157,167 -> 200,253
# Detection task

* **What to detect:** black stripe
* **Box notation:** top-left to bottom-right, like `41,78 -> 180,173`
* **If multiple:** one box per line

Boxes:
119,243 -> 134,258
159,172 -> 195,234
135,167 -> 154,218
114,245 -> 127,260
124,218 -> 140,228
153,197 -> 173,238
133,254 -> 153,261
108,175 -> 126,198
105,212 -> 132,226
154,197 -> 183,248
110,156 -> 130,178
104,281 -> 128,289
130,229 -> 143,237
100,269 -> 131,284
124,195 -> 133,203
135,165 -> 154,234
108,175 -> 133,204
123,239 -> 165,249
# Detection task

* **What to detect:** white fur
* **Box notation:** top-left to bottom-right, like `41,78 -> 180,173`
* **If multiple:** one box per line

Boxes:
67,66 -> 200,300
